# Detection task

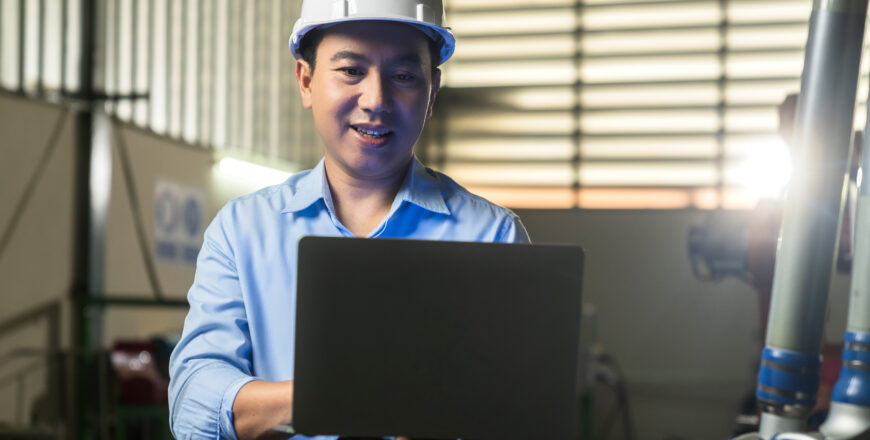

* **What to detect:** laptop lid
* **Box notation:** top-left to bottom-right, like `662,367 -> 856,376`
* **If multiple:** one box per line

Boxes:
292,237 -> 584,440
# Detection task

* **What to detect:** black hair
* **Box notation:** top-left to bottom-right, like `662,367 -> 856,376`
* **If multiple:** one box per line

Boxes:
299,27 -> 326,72
298,24 -> 442,74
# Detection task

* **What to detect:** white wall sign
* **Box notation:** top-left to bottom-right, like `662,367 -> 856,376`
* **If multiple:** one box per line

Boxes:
154,180 -> 205,266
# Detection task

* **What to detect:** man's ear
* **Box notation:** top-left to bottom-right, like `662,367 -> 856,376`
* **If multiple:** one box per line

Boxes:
296,59 -> 313,109
426,68 -> 442,119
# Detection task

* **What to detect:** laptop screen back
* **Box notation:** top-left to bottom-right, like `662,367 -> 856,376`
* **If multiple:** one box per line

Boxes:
293,237 -> 584,440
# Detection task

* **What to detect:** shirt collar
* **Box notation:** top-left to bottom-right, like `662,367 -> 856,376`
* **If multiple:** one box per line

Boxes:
280,156 -> 450,216
280,158 -> 328,213
396,157 -> 451,215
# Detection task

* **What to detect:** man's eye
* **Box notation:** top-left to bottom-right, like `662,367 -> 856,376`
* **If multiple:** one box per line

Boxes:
340,68 -> 363,76
395,73 -> 415,82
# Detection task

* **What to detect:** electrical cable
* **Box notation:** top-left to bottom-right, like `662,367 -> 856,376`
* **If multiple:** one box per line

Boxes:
111,118 -> 166,301
592,353 -> 637,440
0,108 -> 69,264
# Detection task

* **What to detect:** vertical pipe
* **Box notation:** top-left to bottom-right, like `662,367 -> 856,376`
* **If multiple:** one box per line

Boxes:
228,0 -> 235,149
270,0 -> 280,159
130,0 -> 137,121
756,0 -> 868,438
180,0 -> 187,139
37,0 -> 45,93
18,0 -> 25,93
147,0 -> 154,129
72,0 -> 97,436
165,0 -> 171,134
195,0 -> 203,144
254,0 -> 259,154
227,0 -> 235,149
1,0 -> 4,84
210,0 -> 219,148
253,0 -> 260,155
821,43 -> 870,440
243,0 -> 250,152
245,0 -> 252,152
46,303 -> 61,436
113,0 -> 121,114
233,0 -> 241,149
61,0 -> 68,92
281,0 -> 295,163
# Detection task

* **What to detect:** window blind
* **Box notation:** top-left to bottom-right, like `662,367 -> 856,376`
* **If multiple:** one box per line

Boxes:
423,0 -> 870,209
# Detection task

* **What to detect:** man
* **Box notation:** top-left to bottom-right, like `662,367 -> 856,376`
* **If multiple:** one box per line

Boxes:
168,1 -> 530,439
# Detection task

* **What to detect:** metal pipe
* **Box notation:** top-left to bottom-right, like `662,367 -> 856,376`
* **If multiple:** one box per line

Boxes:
1,0 -> 3,81
210,0 -> 219,147
756,0 -> 868,437
37,0 -> 45,93
18,0 -> 25,93
72,0 -> 102,437
165,0 -> 172,134
147,0 -> 154,129
113,0 -> 121,115
196,0 -> 203,144
820,18 -> 870,435
61,0 -> 67,92
230,0 -> 240,149
180,0 -> 187,139
130,0 -> 138,121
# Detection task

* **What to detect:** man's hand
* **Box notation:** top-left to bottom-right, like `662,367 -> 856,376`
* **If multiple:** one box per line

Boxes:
232,379 -> 294,439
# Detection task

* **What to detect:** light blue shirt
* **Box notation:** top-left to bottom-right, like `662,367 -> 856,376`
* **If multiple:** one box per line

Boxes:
168,157 -> 530,439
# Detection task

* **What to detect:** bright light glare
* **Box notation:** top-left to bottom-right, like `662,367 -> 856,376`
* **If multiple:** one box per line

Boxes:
217,157 -> 292,187
732,140 -> 792,198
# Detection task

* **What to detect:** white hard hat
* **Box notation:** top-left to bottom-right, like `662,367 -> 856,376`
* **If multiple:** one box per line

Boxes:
289,0 -> 456,65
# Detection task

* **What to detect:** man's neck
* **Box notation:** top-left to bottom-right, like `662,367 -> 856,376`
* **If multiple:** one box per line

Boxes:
323,158 -> 411,237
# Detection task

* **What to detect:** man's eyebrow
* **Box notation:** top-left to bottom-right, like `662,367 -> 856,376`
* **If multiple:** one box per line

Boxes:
329,50 -> 368,63
328,51 -> 425,66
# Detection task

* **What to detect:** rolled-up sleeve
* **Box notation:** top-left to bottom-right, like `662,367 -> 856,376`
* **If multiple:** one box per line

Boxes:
169,205 -> 256,439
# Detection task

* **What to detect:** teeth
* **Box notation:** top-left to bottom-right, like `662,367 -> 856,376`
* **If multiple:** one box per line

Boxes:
355,126 -> 390,137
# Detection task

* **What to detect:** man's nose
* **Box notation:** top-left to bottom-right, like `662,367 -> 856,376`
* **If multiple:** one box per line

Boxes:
358,73 -> 392,114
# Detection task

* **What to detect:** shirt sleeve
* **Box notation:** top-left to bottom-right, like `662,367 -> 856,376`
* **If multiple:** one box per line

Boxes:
169,205 -> 256,440
496,214 -> 531,244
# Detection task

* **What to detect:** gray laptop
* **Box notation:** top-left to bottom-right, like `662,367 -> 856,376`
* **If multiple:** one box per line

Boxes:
288,237 -> 584,440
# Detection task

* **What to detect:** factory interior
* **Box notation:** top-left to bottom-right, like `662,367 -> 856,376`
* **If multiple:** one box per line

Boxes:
2,0 -> 870,439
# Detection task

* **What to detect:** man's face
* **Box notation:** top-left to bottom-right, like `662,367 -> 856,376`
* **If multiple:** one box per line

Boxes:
296,21 -> 441,180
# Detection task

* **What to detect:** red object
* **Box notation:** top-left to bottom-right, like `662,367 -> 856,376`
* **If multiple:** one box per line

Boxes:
111,341 -> 169,405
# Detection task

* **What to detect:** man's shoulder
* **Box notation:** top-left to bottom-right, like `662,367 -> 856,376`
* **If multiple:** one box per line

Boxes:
217,169 -> 316,221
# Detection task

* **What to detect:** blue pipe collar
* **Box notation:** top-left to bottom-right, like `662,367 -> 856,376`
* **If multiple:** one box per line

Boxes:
832,331 -> 870,407
756,347 -> 822,410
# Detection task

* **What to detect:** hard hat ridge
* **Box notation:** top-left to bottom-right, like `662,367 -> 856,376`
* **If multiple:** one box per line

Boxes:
289,0 -> 456,65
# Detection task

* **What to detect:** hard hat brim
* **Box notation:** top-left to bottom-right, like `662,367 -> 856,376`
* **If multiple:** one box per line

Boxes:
289,17 -> 456,66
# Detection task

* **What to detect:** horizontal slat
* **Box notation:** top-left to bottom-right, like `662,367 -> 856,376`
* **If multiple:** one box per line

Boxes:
451,46 -> 804,63
449,0 -> 802,13
440,157 -> 741,164
452,20 -> 808,39
444,130 -> 771,138
442,75 -> 802,89
440,102 -> 784,113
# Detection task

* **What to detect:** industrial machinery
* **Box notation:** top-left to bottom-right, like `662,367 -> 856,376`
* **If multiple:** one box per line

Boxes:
691,0 -> 870,438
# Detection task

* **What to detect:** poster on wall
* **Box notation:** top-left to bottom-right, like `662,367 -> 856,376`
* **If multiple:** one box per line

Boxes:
153,180 -> 205,266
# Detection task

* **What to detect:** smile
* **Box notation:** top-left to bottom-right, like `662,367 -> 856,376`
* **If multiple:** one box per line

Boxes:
351,124 -> 393,139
